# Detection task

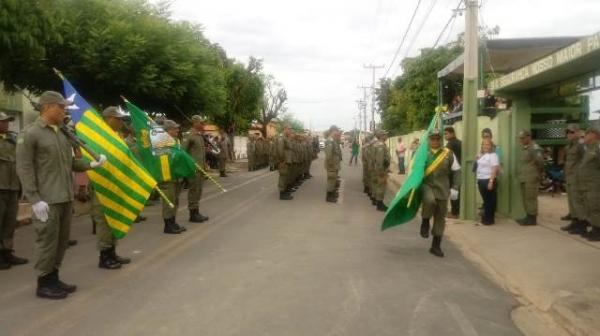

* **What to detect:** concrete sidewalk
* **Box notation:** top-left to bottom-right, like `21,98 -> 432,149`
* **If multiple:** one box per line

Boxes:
385,173 -> 600,336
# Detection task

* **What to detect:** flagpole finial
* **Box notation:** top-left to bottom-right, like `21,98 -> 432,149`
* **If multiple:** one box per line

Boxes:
52,68 -> 65,80
120,95 -> 128,103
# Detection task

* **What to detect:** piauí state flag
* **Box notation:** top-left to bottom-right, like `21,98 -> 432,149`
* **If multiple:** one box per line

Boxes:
124,99 -> 197,183
381,112 -> 442,231
61,77 -> 157,238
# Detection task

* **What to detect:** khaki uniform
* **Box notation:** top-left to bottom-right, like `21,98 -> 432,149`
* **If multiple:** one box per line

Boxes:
91,186 -> 116,250
421,149 -> 460,237
361,141 -> 371,190
268,139 -> 276,170
517,143 -> 544,216
0,132 -> 20,251
276,135 -> 293,192
372,140 -> 390,202
247,138 -> 256,170
578,143 -> 600,227
159,181 -> 181,219
182,131 -> 206,210
218,136 -> 230,174
16,117 -> 90,274
324,137 -> 342,192
564,140 -> 584,219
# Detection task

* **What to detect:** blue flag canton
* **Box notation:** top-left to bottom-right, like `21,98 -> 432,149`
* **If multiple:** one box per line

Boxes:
62,79 -> 94,124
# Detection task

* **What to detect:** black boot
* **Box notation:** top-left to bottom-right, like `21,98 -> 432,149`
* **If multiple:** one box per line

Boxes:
363,186 -> 368,194
518,215 -> 537,226
561,219 -> 578,231
99,249 -> 122,270
420,218 -> 430,239
326,192 -> 336,203
430,236 -> 444,258
371,198 -> 377,206
567,220 -> 588,235
279,191 -> 293,200
377,201 -> 388,212
1,249 -> 28,266
174,219 -> 187,232
189,209 -> 207,223
164,218 -> 183,234
52,269 -> 77,293
561,213 -> 572,221
111,246 -> 130,265
585,227 -> 600,242
0,254 -> 11,270
36,273 -> 68,300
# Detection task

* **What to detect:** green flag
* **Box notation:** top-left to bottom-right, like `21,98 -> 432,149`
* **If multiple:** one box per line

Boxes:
125,99 -> 197,182
381,113 -> 441,231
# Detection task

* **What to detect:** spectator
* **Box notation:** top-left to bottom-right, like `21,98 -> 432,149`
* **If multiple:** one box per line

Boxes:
407,138 -> 420,174
349,139 -> 359,166
395,138 -> 406,174
476,139 -> 500,225
445,127 -> 462,218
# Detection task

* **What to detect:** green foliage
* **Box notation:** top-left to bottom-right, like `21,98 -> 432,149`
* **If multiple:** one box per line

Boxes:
0,0 -> 266,132
377,45 -> 463,133
275,113 -> 304,133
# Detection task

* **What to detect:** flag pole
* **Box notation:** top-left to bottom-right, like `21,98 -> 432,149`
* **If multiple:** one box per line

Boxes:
154,186 -> 175,209
195,163 -> 228,192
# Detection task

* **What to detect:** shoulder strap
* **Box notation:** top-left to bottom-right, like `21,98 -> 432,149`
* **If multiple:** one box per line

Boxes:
424,148 -> 450,177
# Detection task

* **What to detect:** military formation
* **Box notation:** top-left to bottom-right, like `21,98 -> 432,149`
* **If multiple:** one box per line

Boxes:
247,134 -> 274,172
275,125 -> 319,201
361,130 -> 391,211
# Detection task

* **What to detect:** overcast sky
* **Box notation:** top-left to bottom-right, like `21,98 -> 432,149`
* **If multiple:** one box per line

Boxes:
166,0 -> 599,131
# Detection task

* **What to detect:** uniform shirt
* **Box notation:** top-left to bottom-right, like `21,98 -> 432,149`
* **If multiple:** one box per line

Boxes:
16,117 -> 90,204
0,132 -> 20,191
423,148 -> 461,200
373,140 -> 391,174
182,130 -> 206,168
324,137 -> 342,171
564,139 -> 584,180
476,152 -> 499,180
577,142 -> 600,191
517,142 -> 544,182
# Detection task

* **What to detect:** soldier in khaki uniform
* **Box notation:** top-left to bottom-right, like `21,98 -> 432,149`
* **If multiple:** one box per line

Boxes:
93,107 -> 131,270
268,137 -> 276,171
182,115 -> 210,224
16,91 -> 106,299
160,120 -> 186,234
515,130 -> 544,226
361,134 -> 373,195
420,130 -> 460,258
578,127 -> 600,241
0,112 -> 28,270
218,132 -> 230,177
276,125 -> 294,200
247,135 -> 256,171
560,124 -> 586,234
324,126 -> 342,203
372,130 -> 391,212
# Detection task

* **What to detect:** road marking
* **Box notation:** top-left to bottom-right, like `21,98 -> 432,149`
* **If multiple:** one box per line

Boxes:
445,301 -> 480,336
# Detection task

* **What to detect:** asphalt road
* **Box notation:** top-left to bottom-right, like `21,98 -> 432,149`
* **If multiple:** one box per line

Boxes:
0,153 -> 522,336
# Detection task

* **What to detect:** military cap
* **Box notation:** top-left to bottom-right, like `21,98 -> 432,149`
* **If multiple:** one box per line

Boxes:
329,125 -> 340,132
566,124 -> 580,132
375,129 -> 388,137
163,119 -> 180,129
190,115 -> 206,123
518,130 -> 531,138
0,112 -> 14,122
585,126 -> 600,136
38,91 -> 72,106
429,129 -> 442,138
102,106 -> 127,118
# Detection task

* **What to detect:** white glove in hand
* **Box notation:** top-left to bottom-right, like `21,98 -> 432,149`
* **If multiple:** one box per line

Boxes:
90,154 -> 107,169
450,188 -> 459,201
32,201 -> 50,222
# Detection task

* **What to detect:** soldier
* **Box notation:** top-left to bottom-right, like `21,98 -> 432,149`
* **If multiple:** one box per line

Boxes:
160,120 -> 186,234
276,125 -> 294,200
182,115 -> 210,224
268,137 -> 276,171
372,130 -> 391,212
0,112 -> 28,270
218,132 -> 230,177
16,91 -> 106,299
560,124 -> 585,234
420,130 -> 460,258
361,134 -> 374,195
515,130 -> 544,226
94,107 -> 131,270
324,126 -> 342,203
578,126 -> 600,241
247,135 -> 256,171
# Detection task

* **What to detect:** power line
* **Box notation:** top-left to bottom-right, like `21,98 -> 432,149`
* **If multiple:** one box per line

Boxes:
432,0 -> 464,48
383,0 -> 424,78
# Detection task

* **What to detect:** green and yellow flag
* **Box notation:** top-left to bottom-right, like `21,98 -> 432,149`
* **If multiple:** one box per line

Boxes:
125,99 -> 197,182
62,77 -> 157,238
381,112 -> 442,231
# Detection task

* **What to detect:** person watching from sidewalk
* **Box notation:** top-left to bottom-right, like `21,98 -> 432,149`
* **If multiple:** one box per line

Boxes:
395,137 -> 406,174
444,126 -> 462,218
0,112 -> 28,270
476,139 -> 499,225
515,130 -> 544,226
577,126 -> 600,241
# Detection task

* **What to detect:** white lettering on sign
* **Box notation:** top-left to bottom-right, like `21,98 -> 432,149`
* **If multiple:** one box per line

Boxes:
530,55 -> 554,76
556,42 -> 583,65
586,34 -> 600,53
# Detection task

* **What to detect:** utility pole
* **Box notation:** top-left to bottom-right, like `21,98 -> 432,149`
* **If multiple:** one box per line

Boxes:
357,85 -> 370,132
460,0 -> 479,220
364,64 -> 384,131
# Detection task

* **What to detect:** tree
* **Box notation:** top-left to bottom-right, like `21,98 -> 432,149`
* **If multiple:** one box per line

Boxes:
258,75 -> 287,138
275,113 -> 304,133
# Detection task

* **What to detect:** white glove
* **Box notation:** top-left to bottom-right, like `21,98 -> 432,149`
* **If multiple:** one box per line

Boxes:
450,188 -> 459,201
32,201 -> 50,223
90,154 -> 107,169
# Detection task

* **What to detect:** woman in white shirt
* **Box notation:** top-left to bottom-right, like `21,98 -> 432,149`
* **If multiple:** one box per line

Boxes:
476,139 -> 500,225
